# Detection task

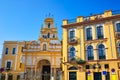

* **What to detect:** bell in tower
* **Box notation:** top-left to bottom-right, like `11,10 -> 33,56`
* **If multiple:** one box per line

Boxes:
39,16 -> 59,42
44,17 -> 54,28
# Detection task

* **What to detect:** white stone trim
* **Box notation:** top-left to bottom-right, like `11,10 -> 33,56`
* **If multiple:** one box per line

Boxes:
85,45 -> 94,60
42,42 -> 48,51
95,23 -> 105,39
84,25 -> 93,40
96,43 -> 107,60
14,42 -> 19,70
68,28 -> 76,38
5,60 -> 12,68
114,20 -> 120,32
68,46 -> 76,57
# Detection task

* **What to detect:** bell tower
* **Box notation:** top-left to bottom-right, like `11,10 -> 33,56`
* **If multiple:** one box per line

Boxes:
39,17 -> 60,51
39,17 -> 58,40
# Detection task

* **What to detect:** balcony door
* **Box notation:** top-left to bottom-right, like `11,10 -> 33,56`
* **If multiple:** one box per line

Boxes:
94,72 -> 102,80
69,72 -> 77,80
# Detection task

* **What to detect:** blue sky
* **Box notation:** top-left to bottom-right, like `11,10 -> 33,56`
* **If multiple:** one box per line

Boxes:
0,0 -> 120,57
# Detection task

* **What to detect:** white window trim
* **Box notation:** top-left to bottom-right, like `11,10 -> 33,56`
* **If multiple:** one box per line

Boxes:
96,24 -> 105,39
5,60 -> 12,69
97,43 -> 107,60
68,46 -> 76,57
117,42 -> 120,56
114,21 -> 120,32
12,47 -> 16,55
5,47 -> 9,55
85,26 -> 93,40
68,28 -> 76,38
42,42 -> 48,51
86,45 -> 94,61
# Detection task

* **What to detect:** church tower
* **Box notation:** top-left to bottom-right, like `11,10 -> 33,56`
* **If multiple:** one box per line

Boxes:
1,16 -> 62,80
39,17 -> 61,51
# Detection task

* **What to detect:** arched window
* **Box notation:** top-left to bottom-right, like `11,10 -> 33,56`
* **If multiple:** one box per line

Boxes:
68,66 -> 78,70
69,47 -> 75,59
98,44 -> 106,60
117,43 -> 120,58
48,23 -> 51,28
53,34 -> 55,38
86,45 -> 94,60
43,44 -> 47,51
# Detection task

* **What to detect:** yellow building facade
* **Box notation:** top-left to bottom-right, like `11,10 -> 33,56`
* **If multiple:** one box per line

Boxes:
62,10 -> 120,80
1,17 -> 62,80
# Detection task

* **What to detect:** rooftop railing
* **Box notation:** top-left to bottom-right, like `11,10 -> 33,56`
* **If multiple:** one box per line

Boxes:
67,10 -> 120,24
68,18 -> 76,24
112,10 -> 120,15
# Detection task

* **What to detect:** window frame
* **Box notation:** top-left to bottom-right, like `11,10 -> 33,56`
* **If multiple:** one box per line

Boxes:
43,44 -> 47,51
69,47 -> 76,59
86,45 -> 94,60
117,42 -> 120,58
97,44 -> 106,60
96,24 -> 104,39
5,60 -> 12,69
114,21 -> 120,32
5,48 -> 9,55
68,28 -> 76,39
85,27 -> 93,40
12,48 -> 16,55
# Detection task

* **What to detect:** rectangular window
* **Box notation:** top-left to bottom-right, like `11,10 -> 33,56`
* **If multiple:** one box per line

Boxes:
104,64 -> 109,69
118,62 -> 120,69
70,30 -> 75,39
86,28 -> 92,40
116,23 -> 120,32
97,26 -> 104,39
19,63 -> 22,68
12,48 -> 16,54
69,72 -> 76,80
105,72 -> 110,80
86,65 -> 90,69
94,72 -> 102,80
5,48 -> 9,55
17,75 -> 20,80
6,61 -> 11,69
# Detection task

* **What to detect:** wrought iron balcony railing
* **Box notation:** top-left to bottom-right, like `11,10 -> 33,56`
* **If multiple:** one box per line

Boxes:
68,57 -> 86,65
68,37 -> 78,45
115,32 -> 120,38
112,10 -> 120,15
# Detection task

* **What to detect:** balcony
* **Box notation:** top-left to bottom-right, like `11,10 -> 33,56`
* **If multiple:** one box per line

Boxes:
88,56 -> 94,60
68,37 -> 78,45
68,57 -> 86,65
99,55 -> 106,60
86,37 -> 92,41
97,35 -> 104,39
115,32 -> 120,39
